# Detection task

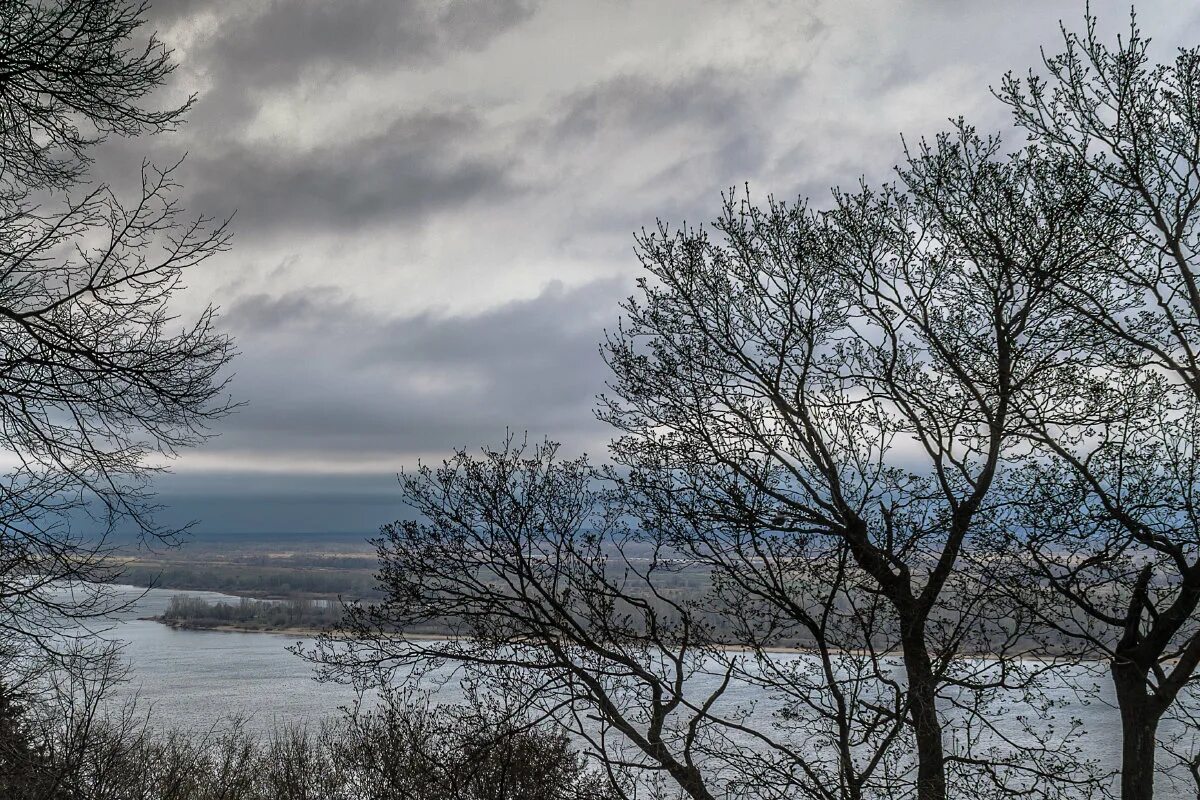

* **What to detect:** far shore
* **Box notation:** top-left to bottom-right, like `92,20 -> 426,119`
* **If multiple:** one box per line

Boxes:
139,616 -> 1103,663
142,617 -> 333,637
143,616 -> 846,654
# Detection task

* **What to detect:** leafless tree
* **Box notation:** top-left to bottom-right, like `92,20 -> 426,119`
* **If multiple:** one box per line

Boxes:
0,0 -> 234,666
1000,385 -> 1200,800
313,147 -> 1112,798
312,435 -> 947,799
311,10 -> 1200,800
962,12 -> 1200,799
0,0 -> 191,194
598,147 -> 1107,800
307,438 -> 748,800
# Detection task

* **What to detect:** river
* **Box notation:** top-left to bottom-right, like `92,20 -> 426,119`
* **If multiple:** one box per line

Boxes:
94,584 -> 1191,796
95,584 -> 359,732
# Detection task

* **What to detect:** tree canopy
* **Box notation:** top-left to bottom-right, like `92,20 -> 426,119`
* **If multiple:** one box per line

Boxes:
314,10 -> 1200,800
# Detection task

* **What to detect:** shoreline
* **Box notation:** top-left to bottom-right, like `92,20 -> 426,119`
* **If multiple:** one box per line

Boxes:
141,617 -> 1100,662
144,617 -> 331,637
143,617 -> 458,642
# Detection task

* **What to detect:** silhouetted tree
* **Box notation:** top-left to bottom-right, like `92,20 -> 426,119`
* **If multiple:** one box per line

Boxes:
333,690 -> 617,800
310,160 -> 1109,797
0,0 -> 191,193
308,438 -> 739,800
966,12 -> 1200,799
0,684 -> 57,799
318,9 -> 1200,800
0,0 -> 234,664
597,131 -> 1111,799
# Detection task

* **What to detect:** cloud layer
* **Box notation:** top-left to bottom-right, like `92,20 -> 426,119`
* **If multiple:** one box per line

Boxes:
93,0 -> 1200,533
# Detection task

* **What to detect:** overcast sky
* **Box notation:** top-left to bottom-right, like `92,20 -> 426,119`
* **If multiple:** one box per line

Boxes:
112,0 -> 1200,535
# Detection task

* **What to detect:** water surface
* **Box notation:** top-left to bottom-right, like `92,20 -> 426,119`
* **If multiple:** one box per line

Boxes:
98,585 -> 1189,796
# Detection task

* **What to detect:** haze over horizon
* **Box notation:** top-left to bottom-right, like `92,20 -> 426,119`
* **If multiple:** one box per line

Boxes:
113,0 -> 1200,535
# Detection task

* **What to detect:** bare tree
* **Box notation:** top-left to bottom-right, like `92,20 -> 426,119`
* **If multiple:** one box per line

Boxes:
959,12 -> 1200,799
599,154 -> 1106,800
311,436 -> 1016,800
0,0 -> 234,664
307,438 -> 747,800
0,0 -> 191,194
314,157 -> 1110,799
1001,385 -> 1200,800
308,10 -> 1200,799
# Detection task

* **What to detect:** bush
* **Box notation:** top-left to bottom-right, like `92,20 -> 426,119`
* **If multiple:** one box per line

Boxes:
13,688 -> 616,800
0,687 -> 62,800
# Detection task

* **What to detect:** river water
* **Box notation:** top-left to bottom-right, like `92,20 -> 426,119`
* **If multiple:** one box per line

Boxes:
95,585 -> 360,732
95,585 -> 1191,796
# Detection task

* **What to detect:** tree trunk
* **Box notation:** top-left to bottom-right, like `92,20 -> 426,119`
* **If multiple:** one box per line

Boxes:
663,760 -> 716,800
901,623 -> 947,800
642,738 -> 715,800
1113,665 -> 1162,800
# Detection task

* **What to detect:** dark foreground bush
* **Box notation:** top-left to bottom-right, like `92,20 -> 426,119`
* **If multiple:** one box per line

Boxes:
0,687 -> 61,800
0,688 -> 616,800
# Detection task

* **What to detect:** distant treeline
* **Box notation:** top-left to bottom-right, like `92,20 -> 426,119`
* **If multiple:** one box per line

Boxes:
161,596 -> 346,631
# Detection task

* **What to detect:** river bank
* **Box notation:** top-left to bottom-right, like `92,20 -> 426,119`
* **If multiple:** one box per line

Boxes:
139,612 -> 1100,664
141,615 -> 332,637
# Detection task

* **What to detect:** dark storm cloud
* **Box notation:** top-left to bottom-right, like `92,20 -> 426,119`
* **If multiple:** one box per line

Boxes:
91,62 -> 797,259
130,5 -> 812,250
169,68 -> 783,240
206,0 -> 538,85
210,278 -> 622,463
140,0 -> 540,153
146,0 -> 538,86
180,109 -> 515,235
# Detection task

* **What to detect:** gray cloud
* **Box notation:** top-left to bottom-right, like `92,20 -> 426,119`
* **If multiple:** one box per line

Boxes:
180,109 -> 516,236
93,0 -> 1200,535
156,68 -> 786,243
206,0 -> 538,86
146,0 -> 538,133
208,278 -> 622,466
548,70 -> 763,145
522,68 -> 798,264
